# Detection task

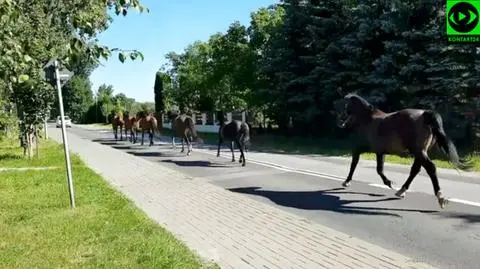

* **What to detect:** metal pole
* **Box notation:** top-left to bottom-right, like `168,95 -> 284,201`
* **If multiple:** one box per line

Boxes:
95,94 -> 98,123
44,117 -> 48,139
54,59 -> 75,209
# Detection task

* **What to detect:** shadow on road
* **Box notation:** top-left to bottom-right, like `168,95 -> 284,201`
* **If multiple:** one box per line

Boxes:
433,212 -> 480,224
125,151 -> 182,158
161,159 -> 232,168
228,187 -> 440,217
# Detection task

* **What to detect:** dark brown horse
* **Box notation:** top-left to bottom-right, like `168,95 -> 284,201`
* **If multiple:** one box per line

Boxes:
335,93 -> 470,209
111,114 -> 124,140
124,113 -> 139,143
168,111 -> 203,156
137,112 -> 160,146
216,111 -> 250,166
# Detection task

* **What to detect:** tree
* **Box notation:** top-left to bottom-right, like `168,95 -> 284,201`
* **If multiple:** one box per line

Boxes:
153,71 -> 165,120
0,0 -> 148,157
97,84 -> 114,123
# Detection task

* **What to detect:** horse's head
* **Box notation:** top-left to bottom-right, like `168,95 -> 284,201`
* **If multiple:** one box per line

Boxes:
335,93 -> 374,129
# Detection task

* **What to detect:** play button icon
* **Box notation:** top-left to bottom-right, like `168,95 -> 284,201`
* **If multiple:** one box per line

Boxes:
448,2 -> 479,33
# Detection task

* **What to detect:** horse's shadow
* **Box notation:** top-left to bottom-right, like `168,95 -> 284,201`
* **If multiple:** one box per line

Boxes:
126,151 -> 181,158
92,139 -> 119,146
227,187 -> 441,217
161,159 -> 231,168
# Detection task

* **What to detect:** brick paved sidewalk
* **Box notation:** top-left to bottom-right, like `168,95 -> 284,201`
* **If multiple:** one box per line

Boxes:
50,129 -> 437,269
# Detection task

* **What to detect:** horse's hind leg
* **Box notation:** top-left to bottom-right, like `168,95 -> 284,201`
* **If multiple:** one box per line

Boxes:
180,137 -> 185,153
342,150 -> 361,187
235,139 -> 245,166
421,152 -> 449,209
185,135 -> 192,156
230,141 -> 235,162
172,137 -> 176,149
376,153 -> 394,188
149,130 -> 154,146
120,126 -> 123,140
395,157 -> 422,198
141,131 -> 145,145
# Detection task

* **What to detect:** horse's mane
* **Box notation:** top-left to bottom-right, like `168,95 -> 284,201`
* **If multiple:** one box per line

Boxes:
345,93 -> 372,107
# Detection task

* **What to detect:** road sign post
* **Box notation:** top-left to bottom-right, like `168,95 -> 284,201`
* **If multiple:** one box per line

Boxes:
43,58 -> 76,209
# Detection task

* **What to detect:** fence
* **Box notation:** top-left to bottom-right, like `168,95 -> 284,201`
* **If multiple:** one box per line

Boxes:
162,111 -> 246,133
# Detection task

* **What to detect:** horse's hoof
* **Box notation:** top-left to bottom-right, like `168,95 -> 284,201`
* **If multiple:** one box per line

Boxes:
242,162 -> 246,167
216,154 -> 220,157
436,191 -> 449,209
342,181 -> 351,188
438,197 -> 449,209
395,188 -> 406,198
386,180 -> 395,189
187,152 -> 191,156
239,159 -> 242,163
231,159 -> 235,162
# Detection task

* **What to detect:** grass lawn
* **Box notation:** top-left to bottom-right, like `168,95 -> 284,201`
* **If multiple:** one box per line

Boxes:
0,136 -> 218,269
159,127 -> 480,172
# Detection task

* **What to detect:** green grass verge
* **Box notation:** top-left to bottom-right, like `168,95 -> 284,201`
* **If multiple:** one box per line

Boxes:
0,137 -> 218,269
160,127 -> 480,172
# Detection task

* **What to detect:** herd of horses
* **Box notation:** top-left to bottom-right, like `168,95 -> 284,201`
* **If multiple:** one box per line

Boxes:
109,94 -> 472,209
111,110 -> 250,165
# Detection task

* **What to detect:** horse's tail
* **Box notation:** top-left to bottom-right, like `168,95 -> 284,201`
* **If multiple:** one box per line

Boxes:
240,122 -> 251,148
423,110 -> 466,169
185,116 -> 198,139
151,117 -> 161,137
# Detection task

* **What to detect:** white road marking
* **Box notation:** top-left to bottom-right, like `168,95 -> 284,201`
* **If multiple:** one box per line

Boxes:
448,198 -> 480,207
368,183 -> 399,190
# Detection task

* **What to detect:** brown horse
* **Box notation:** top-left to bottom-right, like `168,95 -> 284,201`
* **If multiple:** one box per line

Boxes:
137,112 -> 160,146
168,111 -> 203,156
124,114 -> 139,143
111,114 -> 124,140
335,93 -> 470,209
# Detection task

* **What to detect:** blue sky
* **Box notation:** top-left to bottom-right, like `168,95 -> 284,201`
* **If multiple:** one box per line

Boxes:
89,0 -> 278,102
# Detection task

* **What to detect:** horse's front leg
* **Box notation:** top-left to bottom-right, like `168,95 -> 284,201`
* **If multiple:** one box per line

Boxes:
376,153 -> 395,189
342,149 -> 362,188
141,130 -> 145,146
217,137 -> 223,157
120,126 -> 123,140
180,137 -> 185,153
132,129 -> 137,144
172,137 -> 176,149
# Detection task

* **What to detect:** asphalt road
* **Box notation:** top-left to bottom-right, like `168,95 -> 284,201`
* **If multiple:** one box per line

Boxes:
54,125 -> 480,269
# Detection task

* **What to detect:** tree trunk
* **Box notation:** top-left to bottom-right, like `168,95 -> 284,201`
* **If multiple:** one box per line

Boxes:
35,126 -> 39,158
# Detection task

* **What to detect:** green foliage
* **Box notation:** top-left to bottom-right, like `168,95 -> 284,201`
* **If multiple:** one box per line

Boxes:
50,76 -> 93,123
0,0 -> 148,157
154,71 -> 165,116
160,0 -> 480,147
